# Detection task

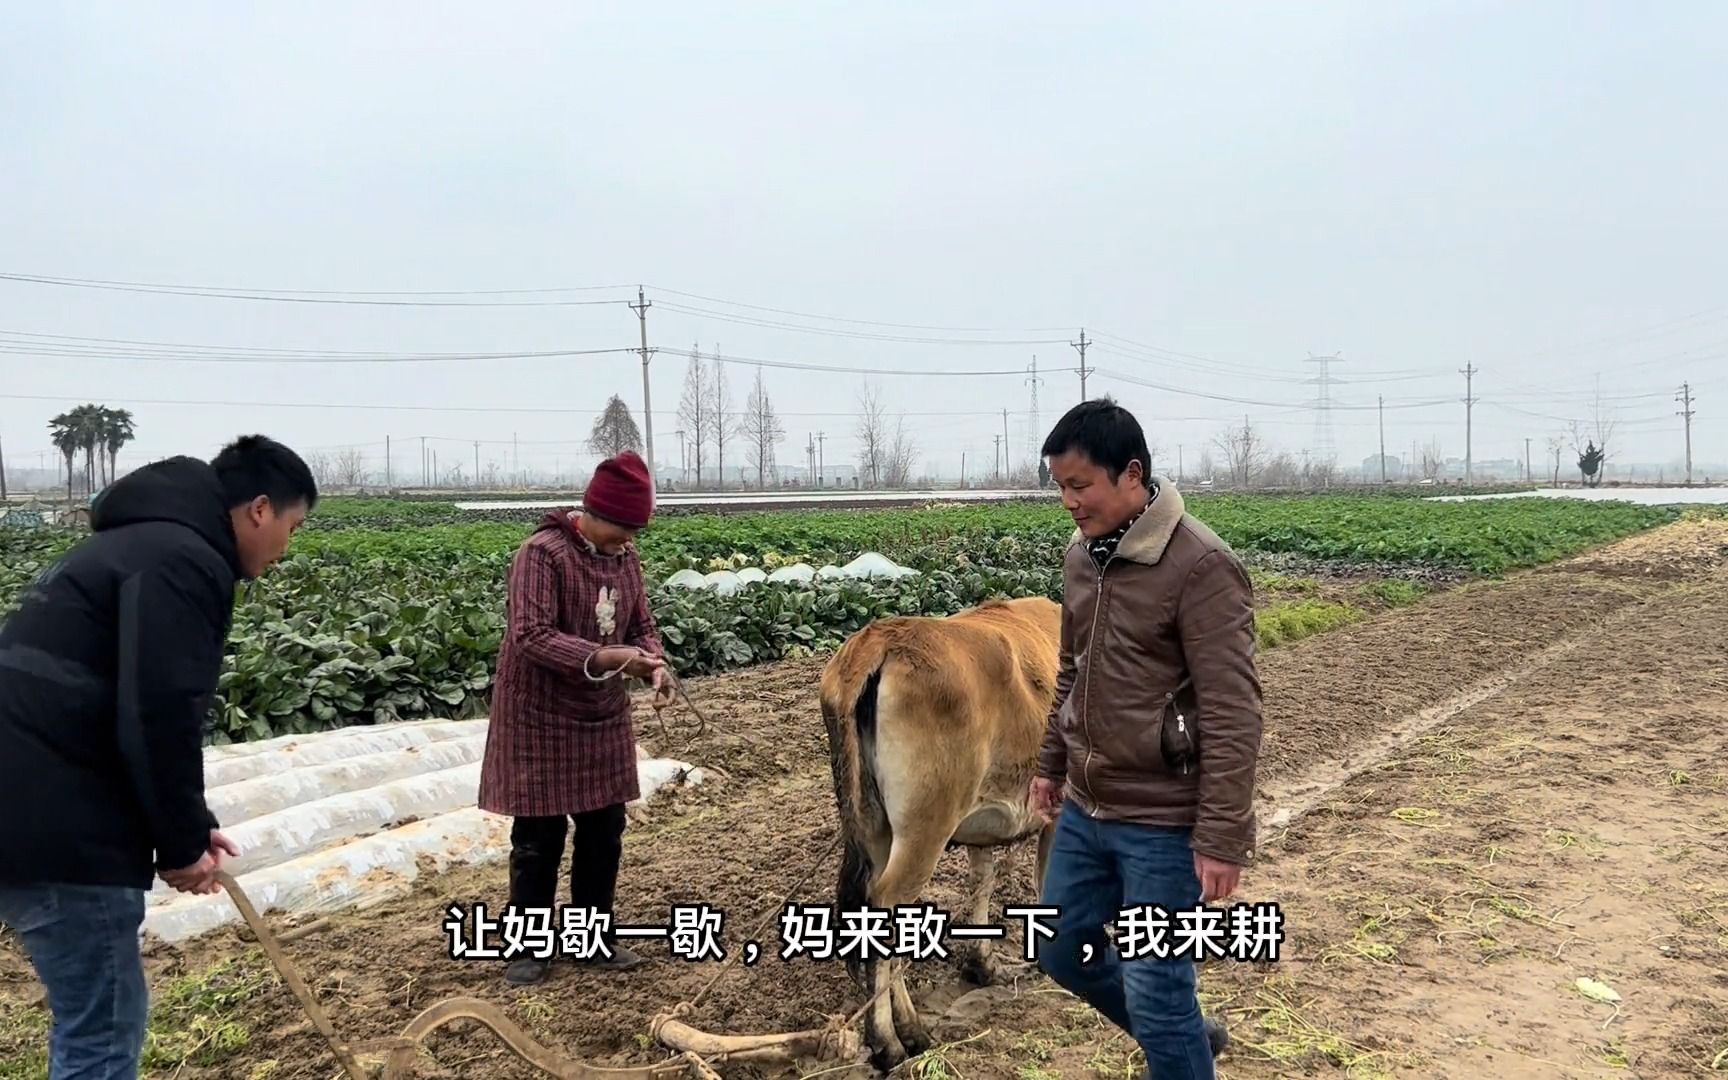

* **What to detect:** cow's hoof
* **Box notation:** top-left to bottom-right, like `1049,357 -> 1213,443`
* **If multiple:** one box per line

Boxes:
896,1021 -> 934,1060
960,952 -> 1012,987
868,1040 -> 908,1075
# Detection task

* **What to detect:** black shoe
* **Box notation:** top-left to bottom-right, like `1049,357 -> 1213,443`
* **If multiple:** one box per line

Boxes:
504,956 -> 551,986
1135,1018 -> 1228,1078
1206,1015 -> 1229,1056
584,942 -> 646,972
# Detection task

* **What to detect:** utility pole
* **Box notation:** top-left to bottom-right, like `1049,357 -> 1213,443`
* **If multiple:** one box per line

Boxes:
1070,329 -> 1090,401
1677,382 -> 1695,486
1002,409 -> 1010,478
1178,445 -> 1184,483
1025,356 -> 1043,460
474,441 -> 480,489
806,433 -> 816,487
675,428 -> 687,485
631,286 -> 655,478
1460,363 -> 1478,484
1378,395 -> 1387,484
420,436 -> 428,487
816,431 -> 826,488
385,435 -> 391,488
1524,437 -> 1532,485
960,451 -> 967,489
993,434 -> 1004,481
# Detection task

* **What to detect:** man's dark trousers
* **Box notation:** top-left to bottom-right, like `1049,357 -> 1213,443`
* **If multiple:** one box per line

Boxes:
507,804 -> 626,946
1037,799 -> 1215,1080
0,882 -> 149,1079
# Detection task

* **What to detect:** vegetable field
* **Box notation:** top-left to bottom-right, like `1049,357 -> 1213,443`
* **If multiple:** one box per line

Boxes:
0,493 -> 1691,746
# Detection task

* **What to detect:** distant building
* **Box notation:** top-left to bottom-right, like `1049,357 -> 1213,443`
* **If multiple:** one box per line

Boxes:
1360,454 -> 1401,479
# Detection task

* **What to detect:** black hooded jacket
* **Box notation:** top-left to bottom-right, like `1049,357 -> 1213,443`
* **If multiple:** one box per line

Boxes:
0,456 -> 242,889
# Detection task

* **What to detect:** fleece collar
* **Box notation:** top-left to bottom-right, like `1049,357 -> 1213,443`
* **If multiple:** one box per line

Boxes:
1066,476 -> 1186,566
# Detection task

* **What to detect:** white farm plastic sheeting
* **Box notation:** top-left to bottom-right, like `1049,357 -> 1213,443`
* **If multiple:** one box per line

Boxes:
140,716 -> 707,944
204,719 -> 489,789
205,734 -> 488,823
661,553 -> 918,592
203,717 -> 484,761
144,755 -> 706,944
148,761 -> 485,903
143,807 -> 511,944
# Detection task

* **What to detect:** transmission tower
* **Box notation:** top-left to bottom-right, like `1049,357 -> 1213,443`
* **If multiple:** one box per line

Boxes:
1304,353 -> 1343,466
1025,355 -> 1043,463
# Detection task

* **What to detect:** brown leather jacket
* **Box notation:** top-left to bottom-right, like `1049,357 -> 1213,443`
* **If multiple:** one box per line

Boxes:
1037,480 -> 1264,866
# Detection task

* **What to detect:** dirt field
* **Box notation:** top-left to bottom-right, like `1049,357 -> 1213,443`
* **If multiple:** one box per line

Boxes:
3,519 -> 1726,1079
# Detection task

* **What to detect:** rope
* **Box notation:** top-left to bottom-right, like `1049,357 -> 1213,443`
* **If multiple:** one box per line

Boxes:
651,670 -> 710,744
680,832 -> 842,1014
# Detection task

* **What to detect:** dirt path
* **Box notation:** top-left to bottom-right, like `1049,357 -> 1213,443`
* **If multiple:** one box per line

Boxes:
3,520 -> 1725,1080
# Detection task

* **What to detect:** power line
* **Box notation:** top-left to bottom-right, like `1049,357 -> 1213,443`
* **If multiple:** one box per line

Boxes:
654,300 -> 1070,346
1096,368 -> 1453,412
641,284 -> 1071,333
0,271 -> 632,306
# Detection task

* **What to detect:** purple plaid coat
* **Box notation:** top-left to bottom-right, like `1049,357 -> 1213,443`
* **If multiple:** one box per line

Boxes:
477,511 -> 663,818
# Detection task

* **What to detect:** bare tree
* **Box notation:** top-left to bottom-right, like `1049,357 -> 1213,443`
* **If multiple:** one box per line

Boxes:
588,395 -> 643,459
737,368 -> 786,488
883,415 -> 919,487
305,450 -> 337,490
1213,416 -> 1266,487
676,348 -> 711,486
709,353 -> 731,489
1420,438 -> 1444,481
1194,447 -> 1216,482
334,447 -> 367,488
1546,434 -> 1566,486
1261,451 -> 1301,488
855,380 -> 888,486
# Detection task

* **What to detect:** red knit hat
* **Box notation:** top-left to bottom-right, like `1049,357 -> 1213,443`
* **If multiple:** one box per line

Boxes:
582,451 -> 655,528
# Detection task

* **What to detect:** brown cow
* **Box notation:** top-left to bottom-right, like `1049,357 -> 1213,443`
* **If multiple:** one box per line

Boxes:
819,595 -> 1062,1072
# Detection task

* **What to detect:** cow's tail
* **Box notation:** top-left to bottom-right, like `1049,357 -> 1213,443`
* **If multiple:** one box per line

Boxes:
819,626 -> 893,986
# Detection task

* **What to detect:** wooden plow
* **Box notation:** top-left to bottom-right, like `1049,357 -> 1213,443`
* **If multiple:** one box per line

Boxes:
215,832 -> 882,1079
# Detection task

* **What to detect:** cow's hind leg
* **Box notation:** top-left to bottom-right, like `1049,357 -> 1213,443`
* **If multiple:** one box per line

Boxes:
958,845 -> 1004,986
862,823 -> 953,1071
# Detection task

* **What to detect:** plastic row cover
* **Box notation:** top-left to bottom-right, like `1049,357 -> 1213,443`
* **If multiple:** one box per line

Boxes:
207,734 -> 487,824
205,719 -> 490,790
149,761 -> 484,904
665,552 -> 920,595
204,717 -> 485,761
142,757 -> 705,944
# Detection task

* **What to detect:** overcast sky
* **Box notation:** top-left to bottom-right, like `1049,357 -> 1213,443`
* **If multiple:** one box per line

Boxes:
3,2 -> 1725,488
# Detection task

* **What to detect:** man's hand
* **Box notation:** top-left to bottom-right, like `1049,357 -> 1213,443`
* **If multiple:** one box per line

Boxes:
650,666 -> 676,710
161,853 -> 220,895
1193,852 -> 1242,904
161,830 -> 242,896
1028,777 -> 1063,823
209,830 -> 240,862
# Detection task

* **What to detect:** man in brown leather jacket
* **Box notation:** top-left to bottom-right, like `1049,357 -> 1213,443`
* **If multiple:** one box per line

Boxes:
1029,399 -> 1263,1080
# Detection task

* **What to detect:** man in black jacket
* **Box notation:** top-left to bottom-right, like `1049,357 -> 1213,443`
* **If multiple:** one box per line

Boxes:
0,434 -> 316,1079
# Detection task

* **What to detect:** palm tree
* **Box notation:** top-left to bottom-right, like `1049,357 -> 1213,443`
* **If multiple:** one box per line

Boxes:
101,407 -> 135,485
68,404 -> 102,494
48,412 -> 80,501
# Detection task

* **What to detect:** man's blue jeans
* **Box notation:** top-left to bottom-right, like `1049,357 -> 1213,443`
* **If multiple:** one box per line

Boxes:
0,883 -> 149,1079
1037,800 -> 1214,1080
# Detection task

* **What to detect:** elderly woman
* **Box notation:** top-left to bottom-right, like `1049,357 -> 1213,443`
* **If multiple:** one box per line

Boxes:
477,450 -> 673,987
